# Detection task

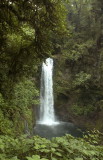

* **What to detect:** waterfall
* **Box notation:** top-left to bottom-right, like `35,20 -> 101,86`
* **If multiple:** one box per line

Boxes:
38,58 -> 56,125
35,58 -> 82,137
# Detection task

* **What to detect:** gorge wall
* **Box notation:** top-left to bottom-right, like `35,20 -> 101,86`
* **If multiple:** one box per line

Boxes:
53,57 -> 103,132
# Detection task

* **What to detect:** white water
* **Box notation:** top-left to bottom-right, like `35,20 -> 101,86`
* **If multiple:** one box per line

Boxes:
38,58 -> 58,125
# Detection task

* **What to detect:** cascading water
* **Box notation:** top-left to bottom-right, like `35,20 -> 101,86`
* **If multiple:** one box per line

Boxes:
39,58 -> 56,125
35,58 -> 83,138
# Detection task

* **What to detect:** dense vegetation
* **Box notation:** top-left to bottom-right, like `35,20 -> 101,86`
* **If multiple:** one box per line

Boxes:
54,0 -> 103,131
0,0 -> 103,159
0,0 -> 66,135
0,130 -> 103,160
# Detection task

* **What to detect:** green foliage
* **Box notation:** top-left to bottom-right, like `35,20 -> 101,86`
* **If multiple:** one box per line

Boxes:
0,0 -> 68,136
71,104 -> 95,116
7,33 -> 22,52
0,109 -> 13,135
0,78 -> 39,136
27,155 -> 48,160
6,23 -> 35,52
73,71 -> 91,87
83,129 -> 103,145
0,93 -> 4,106
0,133 -> 103,160
54,0 -> 103,131
12,78 -> 39,109
21,23 -> 35,38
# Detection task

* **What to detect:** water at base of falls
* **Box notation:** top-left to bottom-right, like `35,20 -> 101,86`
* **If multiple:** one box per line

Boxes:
34,122 -> 84,139
38,58 -> 58,125
37,120 -> 59,126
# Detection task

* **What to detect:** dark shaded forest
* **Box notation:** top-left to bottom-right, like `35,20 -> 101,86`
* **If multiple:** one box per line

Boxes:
54,0 -> 103,131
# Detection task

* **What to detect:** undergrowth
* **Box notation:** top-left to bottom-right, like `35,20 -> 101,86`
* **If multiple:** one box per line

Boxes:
0,130 -> 103,160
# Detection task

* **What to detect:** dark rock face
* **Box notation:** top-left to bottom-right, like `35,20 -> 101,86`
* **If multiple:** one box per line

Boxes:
54,92 -> 103,132
52,57 -> 103,132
